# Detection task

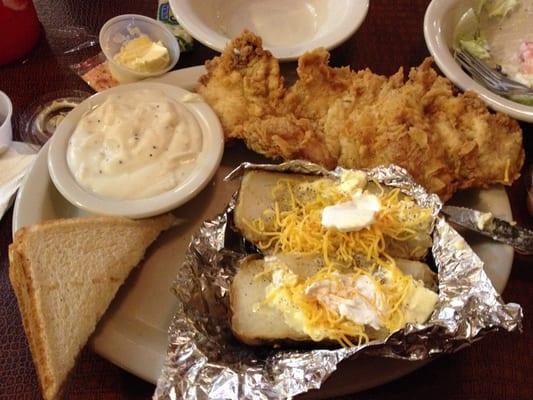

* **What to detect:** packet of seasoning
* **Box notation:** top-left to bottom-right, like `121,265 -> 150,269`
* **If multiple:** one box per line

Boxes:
45,26 -> 116,92
70,52 -> 119,92
157,0 -> 194,52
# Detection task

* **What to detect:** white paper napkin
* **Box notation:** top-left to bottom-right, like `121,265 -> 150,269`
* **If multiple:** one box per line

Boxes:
0,142 -> 40,221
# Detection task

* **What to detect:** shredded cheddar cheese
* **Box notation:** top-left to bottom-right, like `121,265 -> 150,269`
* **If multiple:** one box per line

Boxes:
247,176 -> 435,347
257,260 -> 417,347
246,178 -> 432,270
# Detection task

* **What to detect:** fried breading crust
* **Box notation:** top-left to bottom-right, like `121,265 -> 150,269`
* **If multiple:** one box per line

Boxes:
197,31 -> 524,201
198,31 -> 335,167
198,32 -> 285,135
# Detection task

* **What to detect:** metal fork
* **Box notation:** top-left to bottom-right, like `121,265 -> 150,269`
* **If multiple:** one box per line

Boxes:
454,49 -> 533,97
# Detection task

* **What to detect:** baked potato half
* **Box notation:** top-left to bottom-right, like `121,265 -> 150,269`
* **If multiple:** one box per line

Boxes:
234,170 -> 433,260
230,254 -> 438,346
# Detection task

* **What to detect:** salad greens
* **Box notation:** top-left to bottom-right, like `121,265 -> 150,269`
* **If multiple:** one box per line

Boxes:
460,0 -> 520,55
455,0 -> 533,106
476,0 -> 520,17
459,36 -> 490,60
509,94 -> 533,106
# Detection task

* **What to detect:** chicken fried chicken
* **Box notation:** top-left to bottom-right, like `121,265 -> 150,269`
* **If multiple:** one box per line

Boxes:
197,31 -> 524,201
198,31 -> 335,166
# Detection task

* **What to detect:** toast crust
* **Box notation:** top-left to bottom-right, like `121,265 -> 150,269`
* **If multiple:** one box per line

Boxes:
8,214 -> 176,400
9,240 -> 58,399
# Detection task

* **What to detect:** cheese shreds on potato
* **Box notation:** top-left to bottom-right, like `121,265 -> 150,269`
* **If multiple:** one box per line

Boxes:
231,170 -> 439,347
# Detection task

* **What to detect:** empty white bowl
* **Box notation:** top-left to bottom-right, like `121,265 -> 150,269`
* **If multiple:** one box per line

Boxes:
48,82 -> 224,219
424,0 -> 533,122
169,0 -> 369,61
100,14 -> 180,83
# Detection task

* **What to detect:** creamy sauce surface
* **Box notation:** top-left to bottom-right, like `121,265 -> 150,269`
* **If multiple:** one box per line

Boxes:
480,0 -> 533,86
67,89 -> 203,200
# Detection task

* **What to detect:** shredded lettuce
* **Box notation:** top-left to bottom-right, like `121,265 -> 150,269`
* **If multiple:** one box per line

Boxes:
509,94 -> 533,106
460,37 -> 491,59
474,0 -> 488,15
476,0 -> 520,17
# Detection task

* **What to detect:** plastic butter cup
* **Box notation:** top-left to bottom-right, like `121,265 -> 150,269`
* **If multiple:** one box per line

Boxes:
99,14 -> 180,83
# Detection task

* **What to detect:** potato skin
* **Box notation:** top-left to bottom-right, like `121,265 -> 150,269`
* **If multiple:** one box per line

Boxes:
229,256 -> 354,348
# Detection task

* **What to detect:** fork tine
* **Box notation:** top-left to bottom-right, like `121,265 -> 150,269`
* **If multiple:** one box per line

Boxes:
461,52 -> 508,85
455,49 -> 533,95
459,50 -> 533,90
468,69 -> 507,93
456,51 -> 501,89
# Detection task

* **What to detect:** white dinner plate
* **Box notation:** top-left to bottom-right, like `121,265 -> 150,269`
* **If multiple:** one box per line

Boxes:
12,66 -> 514,397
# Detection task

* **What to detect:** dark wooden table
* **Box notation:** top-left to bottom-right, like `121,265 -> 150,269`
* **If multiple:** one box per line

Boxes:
1,1 -> 532,399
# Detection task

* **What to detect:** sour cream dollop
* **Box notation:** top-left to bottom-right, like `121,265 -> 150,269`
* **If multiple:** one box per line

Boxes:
321,191 -> 381,232
67,89 -> 203,200
305,274 -> 387,330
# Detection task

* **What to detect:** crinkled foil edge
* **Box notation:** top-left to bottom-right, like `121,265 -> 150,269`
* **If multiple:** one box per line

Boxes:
154,161 -> 522,400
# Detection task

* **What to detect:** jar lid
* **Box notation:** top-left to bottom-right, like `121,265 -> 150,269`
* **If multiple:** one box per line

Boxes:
19,90 -> 91,145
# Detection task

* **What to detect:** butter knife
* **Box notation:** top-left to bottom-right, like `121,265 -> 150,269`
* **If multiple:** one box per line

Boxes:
440,205 -> 533,255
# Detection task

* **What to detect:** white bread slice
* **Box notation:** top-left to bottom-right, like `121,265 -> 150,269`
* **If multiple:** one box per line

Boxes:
8,214 -> 175,400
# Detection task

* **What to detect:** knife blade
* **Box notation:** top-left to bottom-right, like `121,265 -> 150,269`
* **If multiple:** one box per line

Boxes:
440,205 -> 533,255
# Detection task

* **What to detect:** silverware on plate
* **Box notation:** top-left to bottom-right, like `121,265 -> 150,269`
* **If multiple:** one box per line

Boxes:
454,49 -> 533,99
441,205 -> 533,255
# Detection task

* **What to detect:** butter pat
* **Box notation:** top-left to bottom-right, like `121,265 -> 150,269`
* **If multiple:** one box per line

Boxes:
338,170 -> 367,194
403,282 -> 439,324
476,211 -> 493,230
113,35 -> 170,73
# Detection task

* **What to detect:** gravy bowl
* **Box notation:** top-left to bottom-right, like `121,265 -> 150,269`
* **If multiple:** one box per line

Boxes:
48,82 -> 224,219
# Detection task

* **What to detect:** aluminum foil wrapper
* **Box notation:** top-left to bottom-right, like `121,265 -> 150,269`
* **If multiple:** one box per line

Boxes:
154,161 -> 522,400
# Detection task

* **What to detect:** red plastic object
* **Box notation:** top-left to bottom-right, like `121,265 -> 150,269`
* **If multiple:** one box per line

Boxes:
0,0 -> 41,66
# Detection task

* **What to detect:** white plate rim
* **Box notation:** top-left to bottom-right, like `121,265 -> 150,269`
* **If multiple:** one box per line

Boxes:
12,65 -> 515,396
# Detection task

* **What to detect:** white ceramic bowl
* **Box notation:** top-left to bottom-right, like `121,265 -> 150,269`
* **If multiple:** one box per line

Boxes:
424,0 -> 533,122
0,90 -> 13,155
100,14 -> 180,83
48,82 -> 224,219
169,0 -> 369,61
